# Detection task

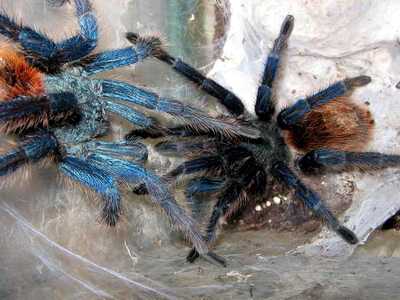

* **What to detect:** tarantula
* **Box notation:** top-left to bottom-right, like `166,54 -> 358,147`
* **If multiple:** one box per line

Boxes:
129,15 -> 400,266
0,0 -> 254,264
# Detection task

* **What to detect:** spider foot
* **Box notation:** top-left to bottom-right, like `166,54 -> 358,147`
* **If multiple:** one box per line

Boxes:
186,248 -> 200,263
280,15 -> 295,40
344,75 -> 371,89
336,225 -> 359,245
187,248 -> 227,267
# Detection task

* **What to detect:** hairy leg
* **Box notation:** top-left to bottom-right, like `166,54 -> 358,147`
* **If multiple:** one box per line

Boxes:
104,100 -> 152,128
79,37 -> 162,75
0,93 -> 78,133
187,152 -> 262,264
0,0 -> 97,72
54,0 -> 98,64
126,33 -> 245,116
59,155 -> 121,226
255,15 -> 294,121
126,124 -> 225,140
101,80 -> 260,139
133,145 -> 256,195
0,14 -> 56,61
132,155 -> 223,195
298,149 -> 400,174
271,161 -> 358,244
186,180 -> 246,265
155,138 -> 219,157
277,76 -> 371,129
68,140 -> 148,163
185,177 -> 225,218
87,154 -> 225,266
0,133 -> 57,176
166,156 -> 223,179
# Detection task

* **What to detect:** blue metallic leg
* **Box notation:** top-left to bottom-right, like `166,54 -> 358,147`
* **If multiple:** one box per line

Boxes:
0,14 -> 56,60
54,0 -> 98,63
68,140 -> 148,163
80,37 -> 164,75
92,141 -> 148,163
0,93 -> 78,133
104,101 -> 153,128
271,161 -> 358,244
101,80 -> 158,109
101,80 -> 260,139
80,48 -> 141,75
59,156 -> 121,226
0,0 -> 97,71
0,133 -> 58,176
298,149 -> 400,174
126,32 -> 245,116
277,76 -> 371,129
87,154 -> 226,266
0,148 -> 26,176
255,15 -> 294,121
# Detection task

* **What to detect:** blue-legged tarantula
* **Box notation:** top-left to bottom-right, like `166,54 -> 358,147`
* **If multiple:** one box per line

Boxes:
129,15 -> 400,266
0,0 -> 257,264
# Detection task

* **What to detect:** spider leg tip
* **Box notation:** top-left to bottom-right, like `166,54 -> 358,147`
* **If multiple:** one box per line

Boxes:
125,32 -> 139,43
186,248 -> 199,263
282,15 -> 295,35
189,250 -> 227,267
205,252 -> 227,268
345,75 -> 372,89
286,14 -> 295,22
337,225 -> 359,245
186,248 -> 227,267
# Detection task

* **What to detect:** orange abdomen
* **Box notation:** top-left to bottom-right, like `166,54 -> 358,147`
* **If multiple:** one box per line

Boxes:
286,97 -> 374,152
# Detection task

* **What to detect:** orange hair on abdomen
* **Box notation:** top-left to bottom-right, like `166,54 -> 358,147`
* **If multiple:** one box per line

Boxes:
286,97 -> 374,152
0,46 -> 44,100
